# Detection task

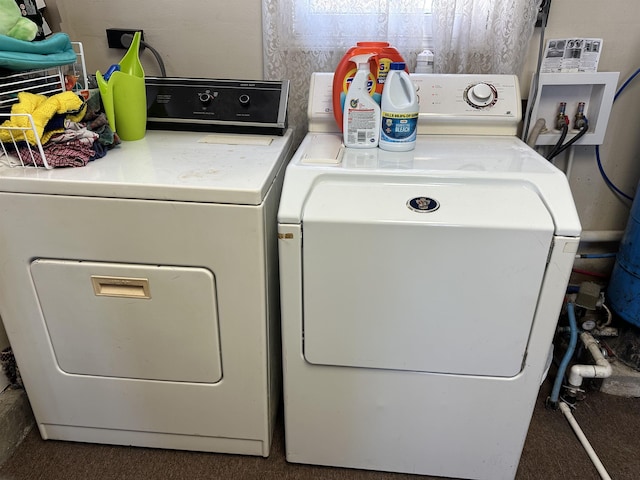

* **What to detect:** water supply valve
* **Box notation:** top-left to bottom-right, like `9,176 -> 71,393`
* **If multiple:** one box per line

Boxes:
555,102 -> 569,130
574,102 -> 587,129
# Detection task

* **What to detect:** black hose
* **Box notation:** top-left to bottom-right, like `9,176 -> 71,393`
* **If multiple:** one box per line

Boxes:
550,121 -> 589,160
140,42 -> 167,77
121,33 -> 167,77
546,123 -> 568,160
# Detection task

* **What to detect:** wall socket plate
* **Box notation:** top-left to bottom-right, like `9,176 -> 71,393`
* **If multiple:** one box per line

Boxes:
106,28 -> 144,49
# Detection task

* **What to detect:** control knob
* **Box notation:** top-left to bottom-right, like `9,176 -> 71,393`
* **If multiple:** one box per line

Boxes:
239,94 -> 251,106
198,91 -> 214,105
465,83 -> 497,108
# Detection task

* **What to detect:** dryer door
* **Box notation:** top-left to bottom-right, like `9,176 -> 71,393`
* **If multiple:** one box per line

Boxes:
31,259 -> 222,383
301,180 -> 554,377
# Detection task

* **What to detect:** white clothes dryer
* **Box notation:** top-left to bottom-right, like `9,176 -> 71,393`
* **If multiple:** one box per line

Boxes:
277,74 -> 581,479
0,77 -> 292,456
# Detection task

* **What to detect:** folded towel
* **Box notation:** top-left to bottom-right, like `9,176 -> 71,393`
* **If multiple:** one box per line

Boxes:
0,32 -> 77,70
0,91 -> 86,145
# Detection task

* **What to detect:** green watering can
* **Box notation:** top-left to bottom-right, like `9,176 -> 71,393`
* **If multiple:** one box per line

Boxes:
96,31 -> 146,141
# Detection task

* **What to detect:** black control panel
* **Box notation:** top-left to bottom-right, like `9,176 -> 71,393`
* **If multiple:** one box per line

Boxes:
145,77 -> 289,135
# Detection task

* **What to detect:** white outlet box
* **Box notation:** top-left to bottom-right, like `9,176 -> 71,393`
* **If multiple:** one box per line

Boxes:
525,72 -> 619,145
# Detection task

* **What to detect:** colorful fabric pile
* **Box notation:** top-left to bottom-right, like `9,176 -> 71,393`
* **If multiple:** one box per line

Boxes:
0,88 -> 119,167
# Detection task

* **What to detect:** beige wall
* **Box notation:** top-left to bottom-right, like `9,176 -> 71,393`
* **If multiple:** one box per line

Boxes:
53,0 -> 264,79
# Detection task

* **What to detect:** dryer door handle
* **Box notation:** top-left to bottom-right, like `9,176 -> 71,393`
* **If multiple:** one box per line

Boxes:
91,276 -> 151,299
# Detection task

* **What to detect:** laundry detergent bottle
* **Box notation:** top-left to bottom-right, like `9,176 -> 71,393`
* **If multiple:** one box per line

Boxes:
343,54 -> 381,149
379,62 -> 419,152
333,42 -> 405,130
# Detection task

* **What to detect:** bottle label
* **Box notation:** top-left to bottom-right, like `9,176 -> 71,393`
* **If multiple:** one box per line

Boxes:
346,108 -> 378,145
381,112 -> 418,143
377,58 -> 392,85
343,69 -> 376,96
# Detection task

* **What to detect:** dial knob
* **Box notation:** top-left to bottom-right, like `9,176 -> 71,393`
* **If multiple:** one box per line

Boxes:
465,83 -> 497,108
198,92 -> 213,104
239,94 -> 250,106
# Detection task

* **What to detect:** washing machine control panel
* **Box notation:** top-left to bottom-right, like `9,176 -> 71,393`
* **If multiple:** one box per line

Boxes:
306,73 -> 522,136
410,74 -> 521,134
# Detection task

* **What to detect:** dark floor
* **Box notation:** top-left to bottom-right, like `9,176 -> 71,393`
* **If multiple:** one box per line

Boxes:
0,377 -> 638,480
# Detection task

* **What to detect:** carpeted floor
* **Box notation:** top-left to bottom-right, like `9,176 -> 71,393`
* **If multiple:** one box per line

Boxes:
0,378 -> 638,480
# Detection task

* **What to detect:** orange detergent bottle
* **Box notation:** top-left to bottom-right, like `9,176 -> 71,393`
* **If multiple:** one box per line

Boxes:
332,42 -> 405,131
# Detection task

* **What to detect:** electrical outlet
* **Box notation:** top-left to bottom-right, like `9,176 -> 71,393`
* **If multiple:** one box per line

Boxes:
106,28 -> 144,49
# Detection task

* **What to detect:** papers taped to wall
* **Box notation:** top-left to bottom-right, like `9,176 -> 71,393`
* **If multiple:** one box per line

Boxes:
541,38 -> 603,73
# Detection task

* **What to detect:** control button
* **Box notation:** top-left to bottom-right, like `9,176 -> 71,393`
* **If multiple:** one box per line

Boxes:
239,94 -> 250,106
464,83 -> 497,108
198,91 -> 213,105
471,83 -> 492,100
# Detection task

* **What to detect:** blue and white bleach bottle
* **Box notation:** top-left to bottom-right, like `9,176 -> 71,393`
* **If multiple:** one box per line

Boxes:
379,62 -> 419,152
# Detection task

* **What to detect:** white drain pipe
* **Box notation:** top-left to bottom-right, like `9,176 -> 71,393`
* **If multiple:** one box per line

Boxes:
560,332 -> 613,480
568,332 -> 612,389
559,402 -> 612,480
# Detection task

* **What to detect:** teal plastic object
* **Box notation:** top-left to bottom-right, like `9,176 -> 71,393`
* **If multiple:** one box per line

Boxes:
96,31 -> 146,141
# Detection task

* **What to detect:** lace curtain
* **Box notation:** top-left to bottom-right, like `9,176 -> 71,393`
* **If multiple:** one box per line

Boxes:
262,0 -> 540,142
432,0 -> 541,74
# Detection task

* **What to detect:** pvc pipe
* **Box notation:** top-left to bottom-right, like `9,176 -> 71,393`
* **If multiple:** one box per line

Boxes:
559,402 -> 612,480
600,303 -> 613,328
527,118 -> 546,147
565,146 -> 575,180
568,332 -> 612,388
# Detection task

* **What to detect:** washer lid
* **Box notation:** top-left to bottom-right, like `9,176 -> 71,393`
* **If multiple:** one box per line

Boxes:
277,133 -> 581,236
302,180 -> 554,377
0,129 -> 293,205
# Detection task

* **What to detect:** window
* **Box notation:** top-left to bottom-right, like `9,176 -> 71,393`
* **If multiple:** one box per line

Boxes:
307,0 -> 433,14
287,0 -> 434,46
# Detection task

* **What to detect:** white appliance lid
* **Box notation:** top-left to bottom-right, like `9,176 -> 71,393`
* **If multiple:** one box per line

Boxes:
278,133 -> 581,237
0,129 -> 293,205
301,180 -> 554,377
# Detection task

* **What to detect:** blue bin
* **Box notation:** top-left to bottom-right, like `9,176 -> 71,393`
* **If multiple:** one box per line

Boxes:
608,191 -> 640,326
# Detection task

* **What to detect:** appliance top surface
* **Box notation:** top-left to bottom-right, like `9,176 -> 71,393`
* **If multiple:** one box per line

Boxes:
278,132 -> 581,236
0,129 -> 293,205
290,132 -> 565,174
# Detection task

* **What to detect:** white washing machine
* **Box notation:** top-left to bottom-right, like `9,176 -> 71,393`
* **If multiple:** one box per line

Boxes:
277,74 -> 581,479
0,79 -> 292,456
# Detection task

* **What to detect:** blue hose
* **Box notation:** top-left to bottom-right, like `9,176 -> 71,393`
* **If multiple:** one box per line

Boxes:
576,253 -> 617,259
550,302 -> 578,405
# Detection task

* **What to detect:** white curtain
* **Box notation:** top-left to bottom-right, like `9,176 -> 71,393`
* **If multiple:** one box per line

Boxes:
262,0 -> 540,143
262,0 -> 433,144
432,0 -> 541,74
